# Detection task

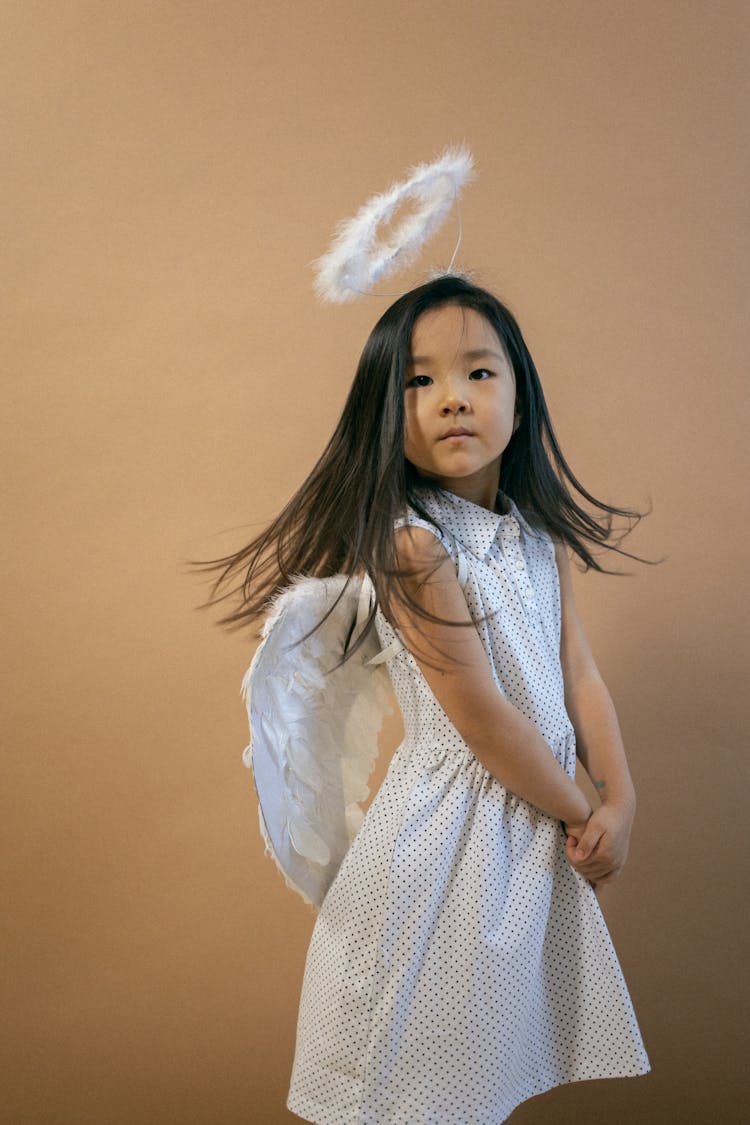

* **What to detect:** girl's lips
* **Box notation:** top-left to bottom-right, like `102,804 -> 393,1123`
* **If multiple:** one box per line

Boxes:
440,429 -> 474,441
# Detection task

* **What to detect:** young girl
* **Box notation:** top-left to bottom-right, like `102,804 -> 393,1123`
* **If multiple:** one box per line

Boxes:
202,274 -> 651,1122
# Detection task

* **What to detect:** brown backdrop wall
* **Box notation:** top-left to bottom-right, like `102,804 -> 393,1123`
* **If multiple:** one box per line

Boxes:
4,2 -> 748,1122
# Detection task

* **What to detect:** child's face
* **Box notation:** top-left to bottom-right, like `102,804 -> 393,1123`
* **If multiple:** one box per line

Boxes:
404,303 -> 517,509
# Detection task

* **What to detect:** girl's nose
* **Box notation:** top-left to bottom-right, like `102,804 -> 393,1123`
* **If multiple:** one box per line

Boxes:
438,373 -> 470,414
440,391 -> 469,415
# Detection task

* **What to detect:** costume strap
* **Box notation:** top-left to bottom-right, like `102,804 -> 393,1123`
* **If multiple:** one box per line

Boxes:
367,637 -> 404,667
355,572 -> 374,637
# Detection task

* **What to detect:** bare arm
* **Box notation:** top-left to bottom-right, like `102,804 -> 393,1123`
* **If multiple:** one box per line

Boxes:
386,526 -> 592,827
555,541 -> 637,883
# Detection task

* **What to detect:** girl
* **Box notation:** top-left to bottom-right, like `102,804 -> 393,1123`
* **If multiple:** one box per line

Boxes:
200,274 -> 651,1122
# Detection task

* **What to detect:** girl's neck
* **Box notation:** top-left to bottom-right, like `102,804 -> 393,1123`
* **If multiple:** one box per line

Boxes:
413,478 -> 509,517
426,469 -> 502,513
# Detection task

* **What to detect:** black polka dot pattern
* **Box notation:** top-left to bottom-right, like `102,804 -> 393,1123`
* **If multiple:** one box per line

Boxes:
286,489 -> 650,1124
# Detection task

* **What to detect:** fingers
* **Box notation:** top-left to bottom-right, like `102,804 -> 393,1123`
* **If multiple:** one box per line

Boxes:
578,860 -> 622,883
563,815 -> 627,885
572,819 -> 605,863
565,833 -> 604,872
565,836 -> 621,882
575,845 -> 624,880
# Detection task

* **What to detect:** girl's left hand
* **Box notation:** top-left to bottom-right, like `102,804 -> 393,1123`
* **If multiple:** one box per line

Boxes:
564,803 -> 634,886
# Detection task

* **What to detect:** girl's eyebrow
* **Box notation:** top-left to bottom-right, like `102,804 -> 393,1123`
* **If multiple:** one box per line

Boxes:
408,348 -> 506,366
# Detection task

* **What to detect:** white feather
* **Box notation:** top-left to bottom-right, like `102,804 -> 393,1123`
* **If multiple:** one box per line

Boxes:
313,145 -> 475,303
242,575 -> 392,907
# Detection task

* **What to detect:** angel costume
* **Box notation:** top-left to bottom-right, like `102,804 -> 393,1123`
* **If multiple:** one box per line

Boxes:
257,487 -> 649,1124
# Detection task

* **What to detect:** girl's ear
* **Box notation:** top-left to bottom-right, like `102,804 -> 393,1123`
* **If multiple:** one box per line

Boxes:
512,411 -> 521,434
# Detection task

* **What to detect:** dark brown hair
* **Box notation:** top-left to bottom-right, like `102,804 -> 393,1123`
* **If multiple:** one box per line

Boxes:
189,275 -> 646,641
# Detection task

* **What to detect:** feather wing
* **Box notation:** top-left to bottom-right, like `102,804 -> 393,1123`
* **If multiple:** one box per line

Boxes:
241,575 -> 391,907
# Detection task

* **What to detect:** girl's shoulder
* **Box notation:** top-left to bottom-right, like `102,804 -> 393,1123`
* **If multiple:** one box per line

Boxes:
396,498 -> 471,588
395,505 -> 450,547
395,490 -> 466,560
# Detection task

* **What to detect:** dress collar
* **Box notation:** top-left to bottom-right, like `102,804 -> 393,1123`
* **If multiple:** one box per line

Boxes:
417,487 -> 522,560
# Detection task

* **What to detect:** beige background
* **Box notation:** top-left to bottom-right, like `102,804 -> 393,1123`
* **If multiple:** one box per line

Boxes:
3,1 -> 748,1122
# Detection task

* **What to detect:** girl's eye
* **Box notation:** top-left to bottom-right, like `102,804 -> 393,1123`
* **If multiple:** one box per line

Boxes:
469,368 -> 494,381
406,374 -> 433,388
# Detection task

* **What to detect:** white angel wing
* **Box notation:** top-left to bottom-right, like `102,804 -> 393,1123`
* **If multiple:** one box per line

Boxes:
241,575 -> 392,907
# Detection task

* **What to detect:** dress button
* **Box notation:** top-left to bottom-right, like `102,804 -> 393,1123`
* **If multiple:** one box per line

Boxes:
515,558 -> 525,570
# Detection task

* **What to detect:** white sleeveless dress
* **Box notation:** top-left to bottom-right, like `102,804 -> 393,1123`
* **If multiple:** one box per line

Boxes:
286,488 -> 650,1124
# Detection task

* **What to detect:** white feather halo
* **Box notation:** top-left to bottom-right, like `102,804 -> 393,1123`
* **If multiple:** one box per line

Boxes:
313,145 -> 475,303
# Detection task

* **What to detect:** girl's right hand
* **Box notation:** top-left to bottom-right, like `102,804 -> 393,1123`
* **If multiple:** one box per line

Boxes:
564,816 -> 599,894
564,802 -> 633,888
563,817 -> 591,847
563,814 -> 592,867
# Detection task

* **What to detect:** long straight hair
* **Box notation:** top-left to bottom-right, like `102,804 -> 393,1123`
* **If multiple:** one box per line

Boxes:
190,275 -> 646,639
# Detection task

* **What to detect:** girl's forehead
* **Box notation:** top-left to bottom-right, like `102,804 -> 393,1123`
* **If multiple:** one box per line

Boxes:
409,304 -> 506,362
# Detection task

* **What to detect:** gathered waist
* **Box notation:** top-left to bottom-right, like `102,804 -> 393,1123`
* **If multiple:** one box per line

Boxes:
396,721 -> 577,778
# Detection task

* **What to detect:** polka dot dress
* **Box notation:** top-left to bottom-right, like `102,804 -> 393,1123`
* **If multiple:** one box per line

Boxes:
286,488 -> 650,1124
